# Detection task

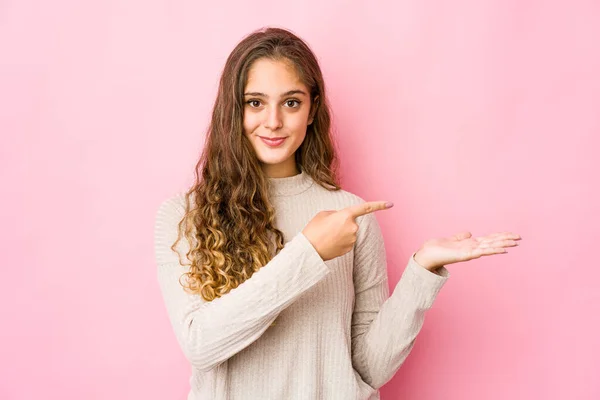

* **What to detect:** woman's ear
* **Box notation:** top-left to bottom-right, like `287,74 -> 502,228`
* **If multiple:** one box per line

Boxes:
308,95 -> 320,125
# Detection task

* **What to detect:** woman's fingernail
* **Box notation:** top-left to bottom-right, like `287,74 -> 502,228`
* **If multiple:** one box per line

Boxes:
385,202 -> 394,208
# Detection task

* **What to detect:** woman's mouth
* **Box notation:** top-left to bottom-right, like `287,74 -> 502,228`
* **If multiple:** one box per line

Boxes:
260,136 -> 287,147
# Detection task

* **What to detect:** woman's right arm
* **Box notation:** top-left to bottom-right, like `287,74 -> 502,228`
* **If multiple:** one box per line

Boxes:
154,194 -> 330,373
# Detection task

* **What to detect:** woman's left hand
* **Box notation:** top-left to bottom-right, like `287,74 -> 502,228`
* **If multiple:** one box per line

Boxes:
414,231 -> 522,272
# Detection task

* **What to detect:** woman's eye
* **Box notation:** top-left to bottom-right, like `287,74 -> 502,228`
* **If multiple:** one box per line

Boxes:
246,100 -> 261,108
285,100 -> 300,108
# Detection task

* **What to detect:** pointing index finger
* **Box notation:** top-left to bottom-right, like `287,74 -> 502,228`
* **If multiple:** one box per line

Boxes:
345,201 -> 393,218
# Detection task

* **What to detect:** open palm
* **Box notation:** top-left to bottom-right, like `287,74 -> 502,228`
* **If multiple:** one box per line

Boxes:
416,231 -> 522,270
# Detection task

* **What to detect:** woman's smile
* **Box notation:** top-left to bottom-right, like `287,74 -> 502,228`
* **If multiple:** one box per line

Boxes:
259,136 -> 287,147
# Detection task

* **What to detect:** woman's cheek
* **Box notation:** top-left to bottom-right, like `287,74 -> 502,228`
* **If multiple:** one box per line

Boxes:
243,114 -> 258,134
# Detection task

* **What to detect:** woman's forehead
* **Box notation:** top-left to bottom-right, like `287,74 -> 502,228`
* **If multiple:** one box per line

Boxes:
244,59 -> 307,95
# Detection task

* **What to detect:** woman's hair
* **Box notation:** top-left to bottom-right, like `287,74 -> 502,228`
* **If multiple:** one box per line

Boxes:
171,27 -> 341,302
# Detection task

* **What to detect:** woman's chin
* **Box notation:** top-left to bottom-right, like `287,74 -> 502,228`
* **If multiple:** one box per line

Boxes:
257,155 -> 290,166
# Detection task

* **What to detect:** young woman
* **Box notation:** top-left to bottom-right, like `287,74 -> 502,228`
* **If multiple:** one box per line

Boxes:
154,27 -> 521,400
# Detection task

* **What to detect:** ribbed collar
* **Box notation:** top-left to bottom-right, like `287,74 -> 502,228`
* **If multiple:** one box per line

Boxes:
267,166 -> 314,197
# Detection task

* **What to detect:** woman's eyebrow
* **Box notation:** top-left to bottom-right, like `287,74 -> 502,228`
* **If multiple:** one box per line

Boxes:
243,90 -> 307,97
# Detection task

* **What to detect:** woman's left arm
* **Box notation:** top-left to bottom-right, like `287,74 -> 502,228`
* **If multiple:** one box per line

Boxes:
351,209 -> 521,390
350,211 -> 449,390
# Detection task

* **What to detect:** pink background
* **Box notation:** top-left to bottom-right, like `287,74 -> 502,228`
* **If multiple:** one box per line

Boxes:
1,1 -> 599,399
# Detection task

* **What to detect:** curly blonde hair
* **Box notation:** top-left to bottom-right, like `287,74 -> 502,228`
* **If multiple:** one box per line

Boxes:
171,27 -> 341,302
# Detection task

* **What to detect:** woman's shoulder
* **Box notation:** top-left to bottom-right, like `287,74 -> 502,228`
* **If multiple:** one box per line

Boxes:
154,192 -> 191,264
154,193 -> 189,233
157,192 -> 187,214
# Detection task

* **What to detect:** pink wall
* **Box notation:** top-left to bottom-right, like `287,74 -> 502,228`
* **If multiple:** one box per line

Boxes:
1,1 -> 598,399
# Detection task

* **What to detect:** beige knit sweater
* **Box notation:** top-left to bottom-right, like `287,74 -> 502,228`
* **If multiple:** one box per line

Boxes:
154,170 -> 450,400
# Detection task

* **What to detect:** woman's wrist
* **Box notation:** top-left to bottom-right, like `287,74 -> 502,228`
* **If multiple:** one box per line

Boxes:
413,248 -> 440,272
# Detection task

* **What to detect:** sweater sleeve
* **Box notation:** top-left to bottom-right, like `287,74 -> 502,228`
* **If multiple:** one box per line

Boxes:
154,194 -> 331,373
350,211 -> 449,390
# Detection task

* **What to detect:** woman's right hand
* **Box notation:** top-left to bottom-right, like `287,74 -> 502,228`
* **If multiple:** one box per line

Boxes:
301,201 -> 394,261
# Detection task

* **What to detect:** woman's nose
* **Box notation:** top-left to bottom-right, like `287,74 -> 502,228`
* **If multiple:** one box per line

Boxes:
263,106 -> 283,130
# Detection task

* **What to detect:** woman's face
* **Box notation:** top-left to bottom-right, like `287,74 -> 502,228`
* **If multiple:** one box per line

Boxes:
243,58 -> 315,178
